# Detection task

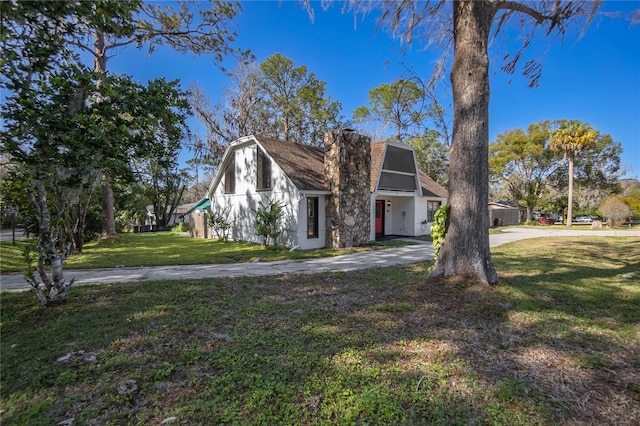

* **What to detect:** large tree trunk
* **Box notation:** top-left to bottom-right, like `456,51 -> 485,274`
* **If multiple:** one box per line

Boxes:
526,205 -> 534,222
429,1 -> 499,286
94,30 -> 117,236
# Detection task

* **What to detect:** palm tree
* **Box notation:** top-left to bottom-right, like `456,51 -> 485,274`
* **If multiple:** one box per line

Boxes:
550,120 -> 598,227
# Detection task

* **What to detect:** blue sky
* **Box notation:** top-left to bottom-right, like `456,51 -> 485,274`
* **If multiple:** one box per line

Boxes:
106,1 -> 640,179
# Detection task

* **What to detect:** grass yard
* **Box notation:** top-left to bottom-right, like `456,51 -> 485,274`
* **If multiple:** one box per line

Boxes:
0,232 -> 410,273
1,237 -> 639,425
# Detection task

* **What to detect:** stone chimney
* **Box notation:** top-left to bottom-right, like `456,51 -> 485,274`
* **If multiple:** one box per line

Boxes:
324,129 -> 371,248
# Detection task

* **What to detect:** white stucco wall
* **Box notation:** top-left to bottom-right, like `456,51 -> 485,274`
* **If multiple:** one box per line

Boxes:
209,140 -> 301,248
415,196 -> 448,236
389,196 -> 414,236
296,194 -> 328,250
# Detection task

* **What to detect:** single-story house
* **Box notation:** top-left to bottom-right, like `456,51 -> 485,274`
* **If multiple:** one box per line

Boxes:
488,201 -> 523,226
141,203 -> 193,230
198,129 -> 447,249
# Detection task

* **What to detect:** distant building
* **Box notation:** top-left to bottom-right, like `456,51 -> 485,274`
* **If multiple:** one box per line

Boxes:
488,201 -> 522,227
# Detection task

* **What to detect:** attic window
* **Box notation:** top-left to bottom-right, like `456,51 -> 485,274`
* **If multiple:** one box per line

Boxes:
378,172 -> 416,191
383,146 -> 416,174
224,152 -> 235,194
257,147 -> 271,191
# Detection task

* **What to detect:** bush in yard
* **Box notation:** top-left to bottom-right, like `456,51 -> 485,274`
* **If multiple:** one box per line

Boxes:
621,195 -> 640,219
209,205 -> 232,241
172,222 -> 189,233
599,194 -> 632,227
253,198 -> 285,247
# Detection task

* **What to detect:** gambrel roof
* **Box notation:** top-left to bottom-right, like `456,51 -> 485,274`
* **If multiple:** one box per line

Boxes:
254,135 -> 327,191
224,135 -> 448,198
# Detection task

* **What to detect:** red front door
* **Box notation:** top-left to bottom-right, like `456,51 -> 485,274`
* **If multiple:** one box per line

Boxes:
375,200 -> 384,235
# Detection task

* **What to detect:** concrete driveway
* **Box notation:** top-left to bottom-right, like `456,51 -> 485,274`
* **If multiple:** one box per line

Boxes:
1,227 -> 638,292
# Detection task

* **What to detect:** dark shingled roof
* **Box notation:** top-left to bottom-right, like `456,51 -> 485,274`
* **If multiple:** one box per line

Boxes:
254,135 -> 327,191
253,135 -> 448,198
418,170 -> 448,198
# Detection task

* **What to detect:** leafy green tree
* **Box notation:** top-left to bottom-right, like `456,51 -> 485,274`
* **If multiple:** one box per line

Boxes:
257,53 -> 345,145
129,79 -> 192,230
1,2 -> 196,304
309,0 -> 602,285
0,157 -> 35,233
114,181 -> 149,231
299,75 -> 346,146
191,54 -> 345,154
353,79 -> 430,142
550,119 -> 599,227
621,196 -> 640,220
570,133 -> 622,211
491,120 -> 622,221
620,179 -> 640,219
135,155 -> 190,231
622,179 -> 640,198
489,121 -> 560,221
407,130 -> 450,186
1,63 -> 96,305
2,0 -> 100,303
71,0 -> 250,236
259,53 -> 310,142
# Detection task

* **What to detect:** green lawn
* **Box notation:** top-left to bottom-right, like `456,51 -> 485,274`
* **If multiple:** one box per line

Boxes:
1,237 -> 638,425
0,232 -> 411,273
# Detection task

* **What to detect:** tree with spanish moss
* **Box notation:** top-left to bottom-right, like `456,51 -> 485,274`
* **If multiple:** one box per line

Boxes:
306,0 -> 606,285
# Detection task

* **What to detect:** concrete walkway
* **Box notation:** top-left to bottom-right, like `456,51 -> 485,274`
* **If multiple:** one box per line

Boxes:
1,228 -> 638,292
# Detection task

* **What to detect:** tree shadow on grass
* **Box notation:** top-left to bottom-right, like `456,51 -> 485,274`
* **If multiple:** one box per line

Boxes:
1,237 -> 639,425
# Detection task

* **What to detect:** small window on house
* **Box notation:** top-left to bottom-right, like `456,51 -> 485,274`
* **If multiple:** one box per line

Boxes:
383,146 -> 417,173
224,153 -> 235,194
257,148 -> 271,191
427,200 -> 441,222
307,197 -> 318,239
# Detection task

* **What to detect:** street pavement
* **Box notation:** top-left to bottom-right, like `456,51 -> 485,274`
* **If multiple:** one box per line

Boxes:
2,227 -> 638,292
0,229 -> 28,243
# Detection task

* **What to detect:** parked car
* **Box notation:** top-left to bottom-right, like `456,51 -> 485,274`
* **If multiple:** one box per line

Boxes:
538,216 -> 555,225
573,216 -> 593,223
574,216 -> 594,223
